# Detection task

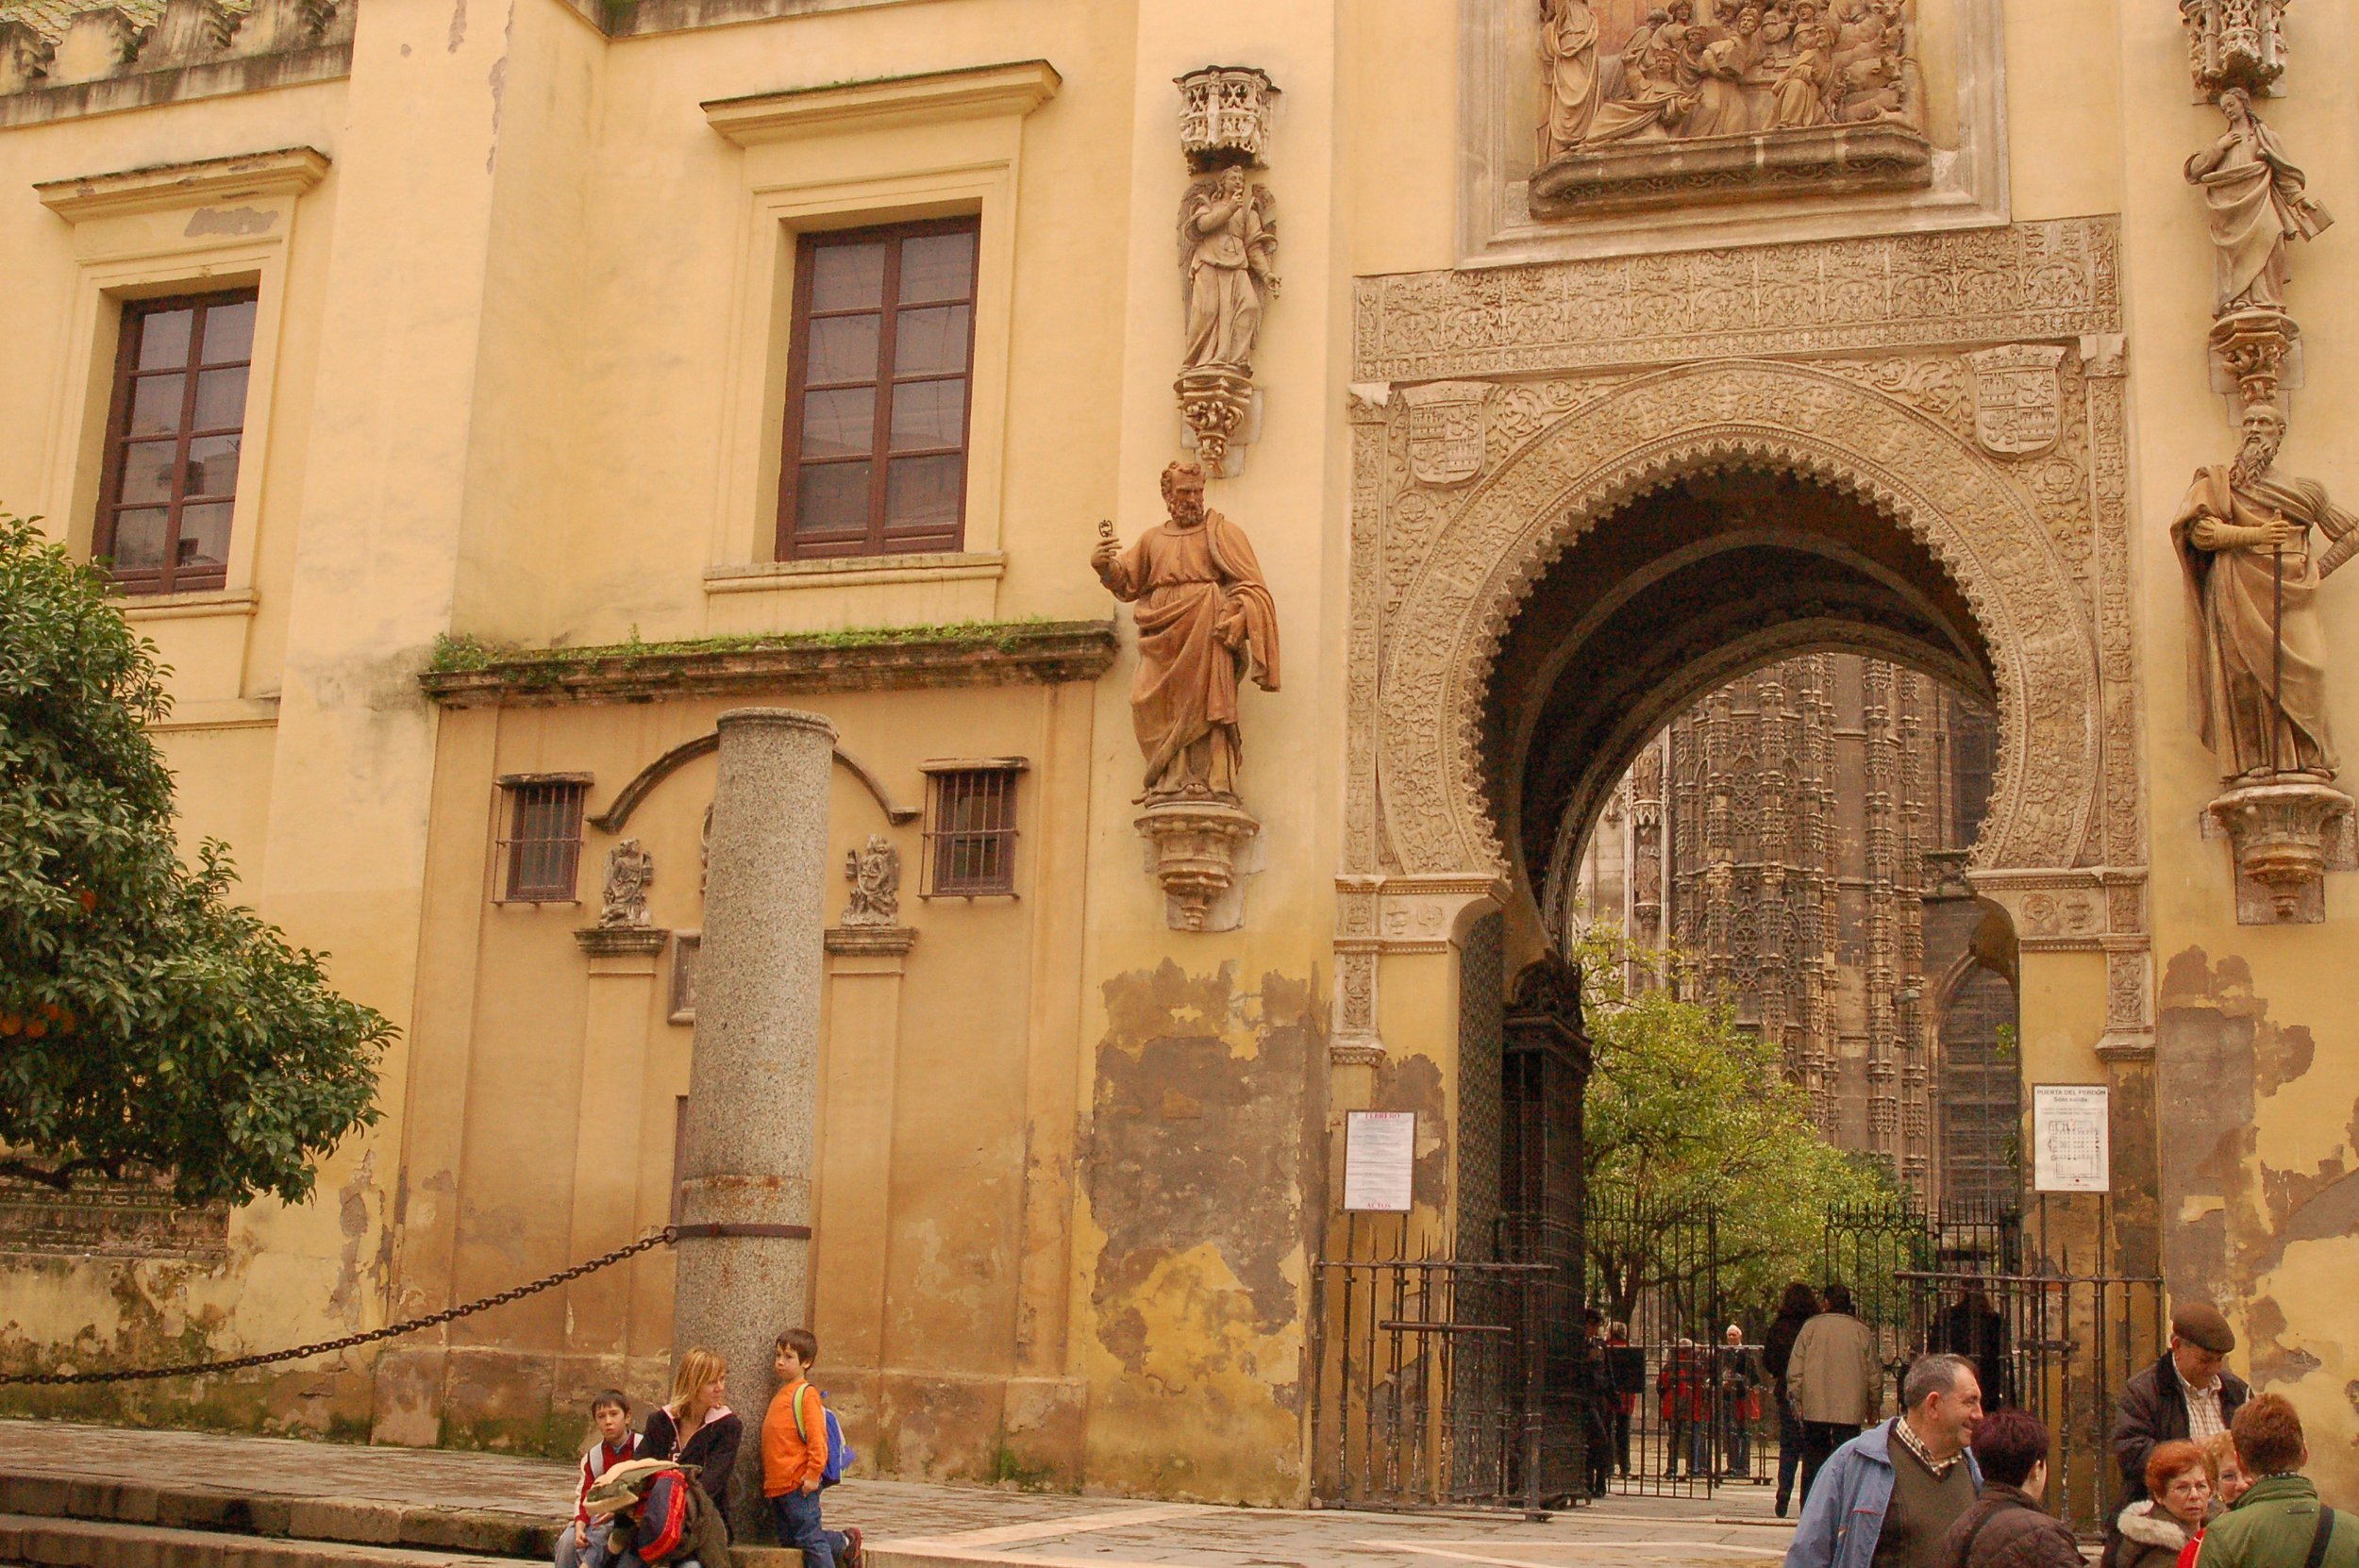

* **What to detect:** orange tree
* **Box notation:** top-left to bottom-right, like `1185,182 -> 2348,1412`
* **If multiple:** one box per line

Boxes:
0,514 -> 392,1202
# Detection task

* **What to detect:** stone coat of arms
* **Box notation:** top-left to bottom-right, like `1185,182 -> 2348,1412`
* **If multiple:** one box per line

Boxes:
1967,344 -> 2067,458
1400,381 -> 1489,488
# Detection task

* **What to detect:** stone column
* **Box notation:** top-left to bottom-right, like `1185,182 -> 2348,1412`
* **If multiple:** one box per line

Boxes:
674,707 -> 834,1536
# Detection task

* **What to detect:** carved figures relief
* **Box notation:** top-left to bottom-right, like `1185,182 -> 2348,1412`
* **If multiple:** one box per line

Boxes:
1528,0 -> 1932,217
1174,66 -> 1280,475
841,835 -> 901,927
1095,461 -> 1281,930
598,839 -> 655,928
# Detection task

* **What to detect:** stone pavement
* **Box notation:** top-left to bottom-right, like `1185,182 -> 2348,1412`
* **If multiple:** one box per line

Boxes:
0,1421 -> 1798,1568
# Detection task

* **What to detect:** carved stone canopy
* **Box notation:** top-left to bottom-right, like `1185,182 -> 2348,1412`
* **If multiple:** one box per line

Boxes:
1176,64 -> 1278,170
2182,0 -> 2291,98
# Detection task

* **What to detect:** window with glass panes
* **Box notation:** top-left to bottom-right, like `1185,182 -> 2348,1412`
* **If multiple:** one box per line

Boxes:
778,220 -> 979,559
94,292 -> 259,593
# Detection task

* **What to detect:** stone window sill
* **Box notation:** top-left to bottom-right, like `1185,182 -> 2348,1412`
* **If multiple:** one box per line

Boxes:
704,552 -> 1006,594
114,588 -> 259,622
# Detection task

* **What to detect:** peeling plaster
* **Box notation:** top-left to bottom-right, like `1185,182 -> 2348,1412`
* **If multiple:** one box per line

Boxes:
184,206 -> 276,238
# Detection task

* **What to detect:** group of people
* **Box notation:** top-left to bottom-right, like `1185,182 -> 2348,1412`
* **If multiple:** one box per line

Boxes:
1538,0 -> 1919,161
554,1331 -> 863,1568
1776,1300 -> 2354,1568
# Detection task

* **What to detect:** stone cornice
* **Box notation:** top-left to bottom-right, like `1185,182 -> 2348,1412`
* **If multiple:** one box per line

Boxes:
36,145 -> 328,221
420,620 -> 1118,709
702,58 -> 1060,147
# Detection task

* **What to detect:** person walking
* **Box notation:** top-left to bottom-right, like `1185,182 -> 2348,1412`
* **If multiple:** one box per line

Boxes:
1661,1336 -> 1712,1478
1783,1353 -> 1984,1568
1716,1324 -> 1766,1479
1765,1283 -> 1820,1517
2106,1304 -> 2248,1564
1787,1282 -> 1883,1505
2188,1393 -> 2357,1568
1938,1409 -> 2082,1568
2114,1442 -> 2212,1568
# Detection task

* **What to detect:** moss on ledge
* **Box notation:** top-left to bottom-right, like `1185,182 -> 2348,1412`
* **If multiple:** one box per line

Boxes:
419,618 -> 1118,709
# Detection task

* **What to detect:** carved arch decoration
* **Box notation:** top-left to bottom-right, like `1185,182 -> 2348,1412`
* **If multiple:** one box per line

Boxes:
1377,359 -> 2099,883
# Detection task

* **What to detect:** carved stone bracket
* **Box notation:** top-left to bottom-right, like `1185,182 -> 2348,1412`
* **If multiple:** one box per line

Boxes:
1175,64 -> 1277,170
2182,0 -> 2291,98
2208,308 -> 2302,415
2206,777 -> 2359,924
1138,797 -> 1261,932
1175,365 -> 1256,476
575,925 -> 671,959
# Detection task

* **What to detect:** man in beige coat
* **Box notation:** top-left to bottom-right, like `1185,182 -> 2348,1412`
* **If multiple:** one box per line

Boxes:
1786,1283 -> 1884,1506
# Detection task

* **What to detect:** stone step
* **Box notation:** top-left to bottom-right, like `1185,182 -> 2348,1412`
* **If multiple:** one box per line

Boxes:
0,1478 -> 960,1568
0,1476 -> 554,1560
0,1514 -> 533,1568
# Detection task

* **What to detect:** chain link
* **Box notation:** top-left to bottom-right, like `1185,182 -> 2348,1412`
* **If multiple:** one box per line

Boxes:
0,1226 -> 678,1386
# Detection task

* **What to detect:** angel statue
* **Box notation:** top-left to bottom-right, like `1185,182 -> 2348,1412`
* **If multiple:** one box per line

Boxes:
842,835 -> 901,927
1179,165 -> 1279,371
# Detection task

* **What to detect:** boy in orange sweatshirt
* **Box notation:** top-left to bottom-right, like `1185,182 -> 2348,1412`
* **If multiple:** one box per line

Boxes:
763,1328 -> 862,1568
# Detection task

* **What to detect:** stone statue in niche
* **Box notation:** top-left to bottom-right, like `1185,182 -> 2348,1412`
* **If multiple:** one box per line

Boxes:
841,835 -> 901,927
2184,88 -> 2333,316
1094,461 -> 1280,803
598,840 -> 655,928
1179,166 -> 1279,372
2171,403 -> 2354,782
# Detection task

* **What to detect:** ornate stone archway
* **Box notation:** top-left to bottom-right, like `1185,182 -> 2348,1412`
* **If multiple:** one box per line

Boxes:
1338,218 -> 2153,1095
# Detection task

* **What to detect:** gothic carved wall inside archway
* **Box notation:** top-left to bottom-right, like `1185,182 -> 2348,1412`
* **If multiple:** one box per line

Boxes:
1340,218 -> 2150,1065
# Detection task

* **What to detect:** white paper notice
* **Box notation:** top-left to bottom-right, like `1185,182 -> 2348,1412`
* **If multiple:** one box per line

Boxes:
1343,1110 -> 1416,1212
2033,1084 -> 2110,1193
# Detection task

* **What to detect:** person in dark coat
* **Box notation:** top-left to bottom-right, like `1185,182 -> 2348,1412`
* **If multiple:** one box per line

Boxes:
1934,1286 -> 2009,1410
2105,1303 -> 2248,1566
1764,1282 -> 1820,1517
641,1348 -> 745,1524
1939,1409 -> 2083,1568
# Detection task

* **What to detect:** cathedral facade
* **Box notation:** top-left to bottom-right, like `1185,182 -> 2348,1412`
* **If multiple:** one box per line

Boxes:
1563,655 -> 2019,1207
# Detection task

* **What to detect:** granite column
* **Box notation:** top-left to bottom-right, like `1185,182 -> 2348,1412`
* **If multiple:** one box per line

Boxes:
674,707 -> 834,1536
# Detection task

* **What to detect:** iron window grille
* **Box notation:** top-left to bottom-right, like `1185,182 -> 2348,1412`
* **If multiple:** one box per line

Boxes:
921,759 -> 1026,897
496,776 -> 591,903
93,290 -> 261,594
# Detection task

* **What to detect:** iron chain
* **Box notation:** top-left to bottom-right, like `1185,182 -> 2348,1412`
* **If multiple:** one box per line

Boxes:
0,1225 -> 678,1386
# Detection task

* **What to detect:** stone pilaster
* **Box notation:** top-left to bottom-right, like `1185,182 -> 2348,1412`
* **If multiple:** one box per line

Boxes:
675,707 -> 833,1538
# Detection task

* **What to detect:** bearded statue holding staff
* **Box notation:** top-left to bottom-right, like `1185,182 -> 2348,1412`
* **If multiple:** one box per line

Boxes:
1092,462 -> 1281,802
2173,403 -> 2356,781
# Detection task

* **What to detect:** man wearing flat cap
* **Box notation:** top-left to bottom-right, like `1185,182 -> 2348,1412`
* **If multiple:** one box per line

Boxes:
2101,1302 -> 2249,1568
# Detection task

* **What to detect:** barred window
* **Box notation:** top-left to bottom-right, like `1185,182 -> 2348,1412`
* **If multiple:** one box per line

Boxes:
921,760 -> 1024,897
497,776 -> 590,902
95,291 -> 259,594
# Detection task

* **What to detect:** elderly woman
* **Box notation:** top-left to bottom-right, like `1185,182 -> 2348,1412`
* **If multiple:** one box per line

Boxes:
2115,1440 -> 2213,1568
2167,1431 -> 2251,1568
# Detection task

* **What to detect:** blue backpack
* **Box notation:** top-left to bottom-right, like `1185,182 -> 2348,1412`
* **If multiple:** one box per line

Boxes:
790,1384 -> 856,1487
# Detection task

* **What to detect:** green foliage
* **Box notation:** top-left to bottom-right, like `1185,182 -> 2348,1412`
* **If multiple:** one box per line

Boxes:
0,514 -> 393,1206
421,617 -> 1062,676
1574,928 -> 1901,1323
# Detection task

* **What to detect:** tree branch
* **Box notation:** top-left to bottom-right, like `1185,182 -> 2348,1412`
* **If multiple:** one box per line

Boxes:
0,1155 -> 122,1191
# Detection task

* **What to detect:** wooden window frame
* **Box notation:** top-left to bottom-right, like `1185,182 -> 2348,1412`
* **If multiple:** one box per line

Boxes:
776,217 -> 980,561
919,759 -> 1026,898
494,775 -> 592,904
92,289 -> 259,595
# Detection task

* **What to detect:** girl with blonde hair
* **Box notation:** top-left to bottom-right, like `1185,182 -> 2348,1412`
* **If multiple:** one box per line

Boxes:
641,1348 -> 744,1521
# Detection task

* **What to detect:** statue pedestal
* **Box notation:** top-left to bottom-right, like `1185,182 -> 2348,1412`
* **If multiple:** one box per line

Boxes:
1175,365 -> 1256,475
1528,124 -> 1932,219
2208,308 -> 2302,414
1136,795 -> 1262,932
2206,776 -> 2357,924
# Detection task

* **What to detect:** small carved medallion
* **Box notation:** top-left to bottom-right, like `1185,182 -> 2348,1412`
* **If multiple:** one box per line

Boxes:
1400,381 -> 1490,488
841,834 -> 902,927
1967,345 -> 2066,457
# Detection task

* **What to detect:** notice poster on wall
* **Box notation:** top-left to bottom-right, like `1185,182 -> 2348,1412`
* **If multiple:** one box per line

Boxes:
1343,1110 -> 1416,1212
2032,1084 -> 2111,1193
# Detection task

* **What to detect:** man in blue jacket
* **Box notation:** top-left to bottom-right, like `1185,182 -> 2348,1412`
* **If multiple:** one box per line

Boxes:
1783,1353 -> 1985,1568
